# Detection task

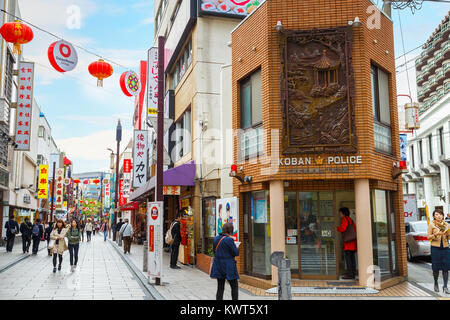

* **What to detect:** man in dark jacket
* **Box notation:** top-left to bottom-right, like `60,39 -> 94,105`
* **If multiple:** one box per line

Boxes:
45,222 -> 54,256
170,212 -> 182,269
31,218 -> 44,254
20,217 -> 33,253
4,216 -> 19,252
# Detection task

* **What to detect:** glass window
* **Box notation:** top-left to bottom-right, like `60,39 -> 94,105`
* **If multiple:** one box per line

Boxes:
38,126 -> 45,138
250,191 -> 271,276
202,198 -> 216,254
241,81 -> 251,129
410,145 -> 415,168
284,192 -> 299,272
428,134 -> 433,160
438,127 -> 444,155
419,140 -> 423,164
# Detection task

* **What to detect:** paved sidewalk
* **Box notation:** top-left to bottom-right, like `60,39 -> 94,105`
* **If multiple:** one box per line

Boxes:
0,237 -> 46,272
0,233 -> 152,300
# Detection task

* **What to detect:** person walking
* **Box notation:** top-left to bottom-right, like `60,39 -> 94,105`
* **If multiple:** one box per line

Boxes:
427,208 -> 450,294
116,218 -> 123,244
45,222 -> 54,256
31,218 -> 44,255
170,212 -> 182,269
337,207 -> 357,280
100,219 -> 109,242
210,222 -> 240,300
20,217 -> 32,253
80,219 -> 85,242
119,219 -> 133,254
85,219 -> 93,242
66,219 -> 81,272
49,219 -> 69,273
4,215 -> 19,252
92,221 -> 96,236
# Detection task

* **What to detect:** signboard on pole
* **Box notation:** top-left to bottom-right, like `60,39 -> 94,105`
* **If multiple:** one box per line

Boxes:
123,159 -> 132,198
14,61 -> 35,151
55,168 -> 64,208
147,201 -> 163,281
403,194 -> 419,223
147,47 -> 158,120
132,130 -> 148,188
38,165 -> 49,199
104,173 -> 111,208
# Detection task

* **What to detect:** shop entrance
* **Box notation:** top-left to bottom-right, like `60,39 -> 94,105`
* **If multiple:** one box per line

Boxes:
285,191 -> 355,280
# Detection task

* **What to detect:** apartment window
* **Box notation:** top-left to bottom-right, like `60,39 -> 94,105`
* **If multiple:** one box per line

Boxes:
37,154 -> 43,165
4,49 -> 14,103
371,65 -> 392,154
240,69 -> 263,160
428,134 -> 433,160
170,38 -> 192,90
438,127 -> 444,155
38,126 -> 45,138
419,140 -> 423,165
410,145 -> 415,168
174,108 -> 191,162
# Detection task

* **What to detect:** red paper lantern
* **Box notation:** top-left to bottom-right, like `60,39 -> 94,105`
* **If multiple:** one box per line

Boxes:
93,179 -> 100,184
88,59 -> 113,87
83,180 -> 89,185
73,179 -> 80,184
0,20 -> 33,55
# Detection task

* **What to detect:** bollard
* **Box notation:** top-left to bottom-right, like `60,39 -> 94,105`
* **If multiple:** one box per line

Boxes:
143,241 -> 148,272
270,251 -> 292,300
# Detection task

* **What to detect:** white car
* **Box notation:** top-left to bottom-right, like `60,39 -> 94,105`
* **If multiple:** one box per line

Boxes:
406,220 -> 430,261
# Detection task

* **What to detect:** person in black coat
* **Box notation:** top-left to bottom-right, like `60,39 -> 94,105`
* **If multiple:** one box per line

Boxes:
4,216 -> 19,252
45,222 -> 54,256
31,218 -> 44,254
20,217 -> 33,253
210,222 -> 240,300
170,212 -> 182,269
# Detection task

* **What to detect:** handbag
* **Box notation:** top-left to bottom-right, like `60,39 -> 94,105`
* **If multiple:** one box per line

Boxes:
342,217 -> 356,243
209,236 -> 226,275
48,239 -> 55,250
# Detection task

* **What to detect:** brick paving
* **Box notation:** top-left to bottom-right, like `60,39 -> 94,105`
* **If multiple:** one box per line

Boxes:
0,233 -> 152,300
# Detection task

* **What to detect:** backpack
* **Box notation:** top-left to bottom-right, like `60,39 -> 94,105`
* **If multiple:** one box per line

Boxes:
165,221 -> 176,245
32,224 -> 40,237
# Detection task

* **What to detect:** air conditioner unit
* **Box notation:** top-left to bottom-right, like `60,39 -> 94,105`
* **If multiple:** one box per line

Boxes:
0,97 -> 9,125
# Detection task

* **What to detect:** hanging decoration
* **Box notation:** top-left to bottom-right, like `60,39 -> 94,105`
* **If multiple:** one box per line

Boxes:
73,179 -> 81,184
88,59 -> 113,87
93,179 -> 100,185
83,179 -> 89,185
119,70 -> 141,97
0,20 -> 33,55
48,40 -> 78,72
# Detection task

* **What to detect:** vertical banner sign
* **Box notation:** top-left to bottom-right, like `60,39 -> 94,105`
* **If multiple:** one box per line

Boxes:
216,197 -> 239,241
147,47 -> 158,120
104,173 -> 111,208
123,159 -> 132,198
15,62 -> 35,151
55,168 -> 64,208
147,201 -> 163,281
400,134 -> 407,168
118,179 -> 125,207
133,130 -> 148,188
38,165 -> 49,199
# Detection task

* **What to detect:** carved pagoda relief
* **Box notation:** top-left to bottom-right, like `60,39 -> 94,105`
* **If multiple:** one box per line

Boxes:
281,27 -> 357,154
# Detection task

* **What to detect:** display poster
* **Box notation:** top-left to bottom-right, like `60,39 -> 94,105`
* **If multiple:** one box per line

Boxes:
254,197 -> 267,223
216,197 -> 239,241
147,201 -> 163,281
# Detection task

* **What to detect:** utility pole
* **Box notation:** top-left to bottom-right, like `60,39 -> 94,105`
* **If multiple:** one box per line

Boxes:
50,161 -> 56,222
113,119 -> 122,240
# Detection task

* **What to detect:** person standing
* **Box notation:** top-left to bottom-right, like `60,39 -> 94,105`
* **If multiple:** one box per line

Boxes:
116,218 -> 123,244
45,222 -> 54,256
210,222 -> 240,300
20,217 -> 32,253
119,219 -> 133,254
66,219 -> 81,272
337,207 -> 357,280
4,215 -> 19,252
85,219 -> 93,242
31,219 -> 44,255
50,219 -> 69,273
100,219 -> 109,242
427,208 -> 450,294
170,212 -> 182,269
92,221 -> 96,236
80,219 -> 85,242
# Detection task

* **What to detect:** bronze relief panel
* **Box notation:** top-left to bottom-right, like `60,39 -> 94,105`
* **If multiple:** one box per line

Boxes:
281,27 -> 357,154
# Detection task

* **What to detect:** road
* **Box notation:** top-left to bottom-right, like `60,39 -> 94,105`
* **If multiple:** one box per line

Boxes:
0,233 -> 153,300
407,257 -> 450,297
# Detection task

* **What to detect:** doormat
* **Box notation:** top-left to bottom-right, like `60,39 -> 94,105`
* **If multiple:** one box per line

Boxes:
266,286 -> 379,295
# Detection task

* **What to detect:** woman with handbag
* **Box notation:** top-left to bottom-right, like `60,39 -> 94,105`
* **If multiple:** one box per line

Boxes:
210,222 -> 240,300
49,219 -> 69,273
337,207 -> 357,280
427,208 -> 450,294
66,219 -> 81,272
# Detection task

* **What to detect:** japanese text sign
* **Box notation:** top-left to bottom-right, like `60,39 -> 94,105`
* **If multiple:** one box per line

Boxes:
38,165 -> 49,199
132,130 -> 148,188
55,168 -> 64,208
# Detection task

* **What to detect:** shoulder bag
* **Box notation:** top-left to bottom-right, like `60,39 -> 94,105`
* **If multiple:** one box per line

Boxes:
342,217 -> 356,243
209,236 -> 227,275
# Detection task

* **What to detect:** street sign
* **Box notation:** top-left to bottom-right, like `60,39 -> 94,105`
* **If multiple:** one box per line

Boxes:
147,201 -> 163,283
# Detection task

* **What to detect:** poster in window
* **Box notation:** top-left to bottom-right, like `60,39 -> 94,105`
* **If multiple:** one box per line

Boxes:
254,198 -> 267,223
216,197 -> 239,241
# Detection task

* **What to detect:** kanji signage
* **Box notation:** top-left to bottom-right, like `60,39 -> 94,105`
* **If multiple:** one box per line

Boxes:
104,173 -> 111,208
118,179 -> 125,207
14,61 -> 35,151
147,201 -> 163,281
38,165 -> 49,199
163,186 -> 180,195
55,168 -> 64,208
147,47 -> 158,119
123,159 -> 132,198
132,130 -> 148,188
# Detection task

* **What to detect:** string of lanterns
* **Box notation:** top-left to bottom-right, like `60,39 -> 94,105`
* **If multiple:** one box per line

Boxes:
0,18 -> 142,95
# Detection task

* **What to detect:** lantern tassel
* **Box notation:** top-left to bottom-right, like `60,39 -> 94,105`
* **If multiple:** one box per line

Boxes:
97,78 -> 103,87
13,43 -> 21,55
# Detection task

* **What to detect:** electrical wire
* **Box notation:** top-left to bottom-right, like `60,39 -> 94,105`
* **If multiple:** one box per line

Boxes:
398,11 -> 413,98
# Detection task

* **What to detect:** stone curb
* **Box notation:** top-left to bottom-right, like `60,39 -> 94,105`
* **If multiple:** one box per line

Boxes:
108,239 -> 165,300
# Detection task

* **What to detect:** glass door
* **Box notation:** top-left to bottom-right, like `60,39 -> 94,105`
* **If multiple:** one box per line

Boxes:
284,192 -> 299,275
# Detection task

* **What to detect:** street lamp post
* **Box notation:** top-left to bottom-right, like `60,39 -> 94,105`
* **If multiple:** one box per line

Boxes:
113,119 -> 122,240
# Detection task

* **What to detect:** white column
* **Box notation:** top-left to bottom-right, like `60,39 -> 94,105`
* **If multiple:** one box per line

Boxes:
354,179 -> 374,287
269,180 -> 285,285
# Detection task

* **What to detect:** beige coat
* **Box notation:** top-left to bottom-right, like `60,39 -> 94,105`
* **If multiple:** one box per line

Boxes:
50,226 -> 69,254
427,220 -> 450,248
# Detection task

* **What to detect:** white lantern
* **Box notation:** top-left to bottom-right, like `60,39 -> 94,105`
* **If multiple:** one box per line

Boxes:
404,102 -> 420,130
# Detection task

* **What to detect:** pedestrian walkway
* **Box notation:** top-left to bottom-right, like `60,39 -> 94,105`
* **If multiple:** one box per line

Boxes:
0,233 -> 152,300
0,236 -> 44,272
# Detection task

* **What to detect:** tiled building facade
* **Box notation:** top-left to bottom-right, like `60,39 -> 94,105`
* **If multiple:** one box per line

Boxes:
231,0 -> 406,288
